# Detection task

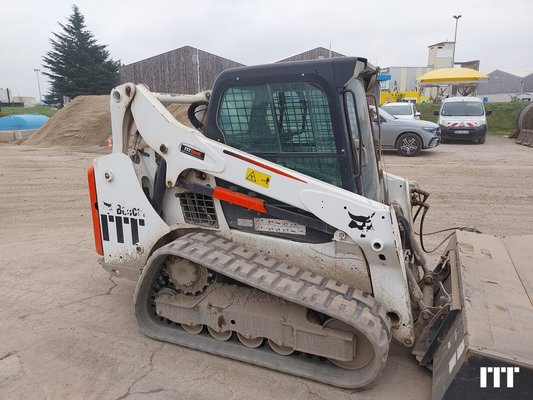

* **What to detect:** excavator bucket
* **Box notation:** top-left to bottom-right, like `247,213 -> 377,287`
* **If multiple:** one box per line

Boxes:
431,231 -> 533,399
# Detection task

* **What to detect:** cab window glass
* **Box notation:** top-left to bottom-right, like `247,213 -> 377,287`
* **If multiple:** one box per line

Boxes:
218,83 -> 342,186
345,80 -> 382,201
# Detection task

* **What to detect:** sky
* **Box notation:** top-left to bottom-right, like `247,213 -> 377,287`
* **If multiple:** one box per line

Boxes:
2,0 -> 533,100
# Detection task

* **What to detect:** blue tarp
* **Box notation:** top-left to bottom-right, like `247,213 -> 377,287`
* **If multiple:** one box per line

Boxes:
0,114 -> 49,131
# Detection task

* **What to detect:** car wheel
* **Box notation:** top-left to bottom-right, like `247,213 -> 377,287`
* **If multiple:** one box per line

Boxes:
476,135 -> 486,144
396,133 -> 422,157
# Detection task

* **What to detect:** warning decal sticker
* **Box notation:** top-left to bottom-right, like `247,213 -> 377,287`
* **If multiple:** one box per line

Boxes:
245,168 -> 271,188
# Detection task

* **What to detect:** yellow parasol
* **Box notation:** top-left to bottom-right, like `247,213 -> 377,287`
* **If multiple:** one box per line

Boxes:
417,68 -> 489,83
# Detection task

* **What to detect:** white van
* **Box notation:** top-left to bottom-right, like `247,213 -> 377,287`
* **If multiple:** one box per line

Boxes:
434,97 -> 491,144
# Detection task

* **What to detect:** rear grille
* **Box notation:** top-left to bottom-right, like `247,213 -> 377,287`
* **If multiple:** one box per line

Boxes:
179,193 -> 218,227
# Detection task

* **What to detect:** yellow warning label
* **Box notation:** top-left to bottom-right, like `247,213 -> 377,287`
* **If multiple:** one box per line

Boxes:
245,168 -> 271,188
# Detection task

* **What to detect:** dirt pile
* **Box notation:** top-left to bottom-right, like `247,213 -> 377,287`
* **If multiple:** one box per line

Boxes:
166,103 -> 194,128
23,96 -> 194,148
23,96 -> 111,148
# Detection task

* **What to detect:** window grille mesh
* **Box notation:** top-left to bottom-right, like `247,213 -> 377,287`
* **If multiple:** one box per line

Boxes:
218,82 -> 342,186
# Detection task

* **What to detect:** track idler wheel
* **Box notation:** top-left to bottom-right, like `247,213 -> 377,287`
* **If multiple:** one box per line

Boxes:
207,327 -> 232,341
237,333 -> 263,348
267,339 -> 294,356
182,324 -> 203,334
323,318 -> 375,369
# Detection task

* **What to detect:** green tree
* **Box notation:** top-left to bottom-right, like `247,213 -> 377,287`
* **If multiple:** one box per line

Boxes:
42,5 -> 120,105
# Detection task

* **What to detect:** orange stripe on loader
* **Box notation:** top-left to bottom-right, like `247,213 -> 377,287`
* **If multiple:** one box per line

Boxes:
213,186 -> 267,214
88,165 -> 104,256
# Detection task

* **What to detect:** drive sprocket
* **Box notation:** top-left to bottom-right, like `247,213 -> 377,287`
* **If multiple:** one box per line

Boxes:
166,256 -> 212,295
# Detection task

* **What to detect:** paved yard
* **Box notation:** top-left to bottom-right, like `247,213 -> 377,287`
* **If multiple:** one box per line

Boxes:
1,136 -> 531,399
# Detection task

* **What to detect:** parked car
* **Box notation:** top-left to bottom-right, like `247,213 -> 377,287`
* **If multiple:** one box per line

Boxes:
371,107 -> 440,156
381,102 -> 421,120
434,96 -> 491,144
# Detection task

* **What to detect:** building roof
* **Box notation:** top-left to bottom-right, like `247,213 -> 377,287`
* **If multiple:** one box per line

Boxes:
428,41 -> 454,47
275,47 -> 345,63
384,66 -> 429,69
122,45 -> 245,68
492,69 -> 533,78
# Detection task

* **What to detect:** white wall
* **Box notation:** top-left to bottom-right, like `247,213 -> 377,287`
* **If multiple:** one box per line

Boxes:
427,43 -> 454,69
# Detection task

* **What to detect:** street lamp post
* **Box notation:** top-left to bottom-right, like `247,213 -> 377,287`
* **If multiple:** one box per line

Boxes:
33,68 -> 42,104
452,15 -> 462,66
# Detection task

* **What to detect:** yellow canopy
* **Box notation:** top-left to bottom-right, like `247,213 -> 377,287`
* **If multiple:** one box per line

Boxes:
417,68 -> 489,83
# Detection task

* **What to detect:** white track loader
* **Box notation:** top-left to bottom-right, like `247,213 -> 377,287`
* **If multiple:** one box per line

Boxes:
88,57 -> 533,399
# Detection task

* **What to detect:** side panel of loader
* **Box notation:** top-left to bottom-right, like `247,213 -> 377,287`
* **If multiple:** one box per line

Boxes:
432,231 -> 533,399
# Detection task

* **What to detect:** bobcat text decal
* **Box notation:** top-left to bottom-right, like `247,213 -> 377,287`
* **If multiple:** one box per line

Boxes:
100,202 -> 145,244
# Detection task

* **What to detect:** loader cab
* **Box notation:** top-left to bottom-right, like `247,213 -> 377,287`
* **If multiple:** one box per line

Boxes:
204,57 -> 382,202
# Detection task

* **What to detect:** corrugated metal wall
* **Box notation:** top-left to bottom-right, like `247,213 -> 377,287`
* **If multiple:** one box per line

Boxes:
523,74 -> 533,91
477,70 -> 533,95
119,46 -> 244,94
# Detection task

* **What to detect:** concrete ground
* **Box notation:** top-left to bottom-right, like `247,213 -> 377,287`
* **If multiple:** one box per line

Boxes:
1,136 -> 532,399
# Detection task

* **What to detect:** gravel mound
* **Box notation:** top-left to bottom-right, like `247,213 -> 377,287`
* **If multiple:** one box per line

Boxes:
23,95 -> 193,148
23,96 -> 111,147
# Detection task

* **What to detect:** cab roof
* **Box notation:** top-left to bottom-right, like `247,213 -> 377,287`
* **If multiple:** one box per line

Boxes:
213,57 -> 375,91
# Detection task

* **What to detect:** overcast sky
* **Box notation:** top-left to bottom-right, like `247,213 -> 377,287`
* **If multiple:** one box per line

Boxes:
2,0 -> 532,99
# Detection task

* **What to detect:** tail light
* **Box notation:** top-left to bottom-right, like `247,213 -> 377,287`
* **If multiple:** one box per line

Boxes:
88,165 -> 104,255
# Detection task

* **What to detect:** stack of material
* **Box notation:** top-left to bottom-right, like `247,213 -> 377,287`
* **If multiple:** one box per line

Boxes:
166,103 -> 194,129
516,102 -> 533,147
23,95 -> 194,148
23,96 -> 111,148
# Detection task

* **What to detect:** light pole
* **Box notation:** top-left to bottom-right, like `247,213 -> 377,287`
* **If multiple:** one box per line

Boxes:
33,68 -> 42,104
452,15 -> 462,67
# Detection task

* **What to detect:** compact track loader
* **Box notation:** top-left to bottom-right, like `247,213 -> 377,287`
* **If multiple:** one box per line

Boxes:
88,57 -> 533,399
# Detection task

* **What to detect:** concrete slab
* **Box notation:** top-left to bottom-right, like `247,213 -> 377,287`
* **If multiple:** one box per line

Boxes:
0,129 -> 35,142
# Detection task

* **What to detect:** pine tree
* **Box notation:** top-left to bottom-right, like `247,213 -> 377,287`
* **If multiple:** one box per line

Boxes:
43,5 -> 120,105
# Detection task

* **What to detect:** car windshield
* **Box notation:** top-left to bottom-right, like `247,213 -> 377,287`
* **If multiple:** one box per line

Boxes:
441,101 -> 484,116
382,104 -> 411,115
377,108 -> 396,120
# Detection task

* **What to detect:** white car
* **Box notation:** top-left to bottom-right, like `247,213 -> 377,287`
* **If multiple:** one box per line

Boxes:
381,102 -> 421,120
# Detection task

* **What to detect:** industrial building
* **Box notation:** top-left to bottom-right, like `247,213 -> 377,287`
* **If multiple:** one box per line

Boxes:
119,46 -> 349,95
119,44 -> 532,104
476,69 -> 533,102
382,42 -> 455,94
119,46 -> 244,94
379,42 -> 482,102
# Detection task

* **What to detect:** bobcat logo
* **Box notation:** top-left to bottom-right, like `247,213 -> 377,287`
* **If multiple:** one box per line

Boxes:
347,211 -> 375,233
103,201 -> 113,213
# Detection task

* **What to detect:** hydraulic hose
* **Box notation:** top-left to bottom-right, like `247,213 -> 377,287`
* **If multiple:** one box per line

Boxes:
151,158 -> 167,215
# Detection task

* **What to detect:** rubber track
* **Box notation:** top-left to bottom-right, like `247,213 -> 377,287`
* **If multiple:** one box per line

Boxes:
134,231 -> 392,389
